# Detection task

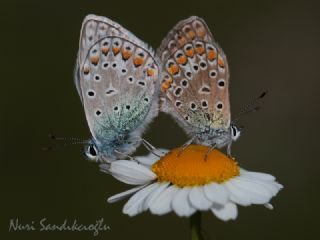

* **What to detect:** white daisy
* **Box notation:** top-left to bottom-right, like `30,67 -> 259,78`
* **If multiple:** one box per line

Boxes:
101,145 -> 283,221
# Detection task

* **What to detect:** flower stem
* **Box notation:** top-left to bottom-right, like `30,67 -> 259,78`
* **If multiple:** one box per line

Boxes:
190,211 -> 204,240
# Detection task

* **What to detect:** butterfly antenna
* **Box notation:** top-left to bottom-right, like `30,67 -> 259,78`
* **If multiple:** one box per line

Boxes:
232,91 -> 268,123
48,134 -> 86,142
42,133 -> 87,151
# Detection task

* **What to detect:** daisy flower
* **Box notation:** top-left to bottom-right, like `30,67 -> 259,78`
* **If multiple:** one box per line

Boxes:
101,145 -> 283,221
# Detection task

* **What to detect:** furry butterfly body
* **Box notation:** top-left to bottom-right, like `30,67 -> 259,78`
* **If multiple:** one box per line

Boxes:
75,15 -> 160,162
157,16 -> 240,155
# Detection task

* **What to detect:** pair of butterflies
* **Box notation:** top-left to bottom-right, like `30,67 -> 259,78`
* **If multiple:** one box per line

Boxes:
74,15 -> 241,163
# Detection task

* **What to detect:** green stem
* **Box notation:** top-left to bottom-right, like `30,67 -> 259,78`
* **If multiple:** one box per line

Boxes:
190,211 -> 204,240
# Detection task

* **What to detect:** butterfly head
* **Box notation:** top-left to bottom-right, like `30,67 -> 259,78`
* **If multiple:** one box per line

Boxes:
84,140 -> 102,162
84,136 -> 140,162
230,124 -> 241,142
84,139 -> 116,162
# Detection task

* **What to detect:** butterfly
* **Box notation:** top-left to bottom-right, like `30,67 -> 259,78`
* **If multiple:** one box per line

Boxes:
157,16 -> 241,156
74,15 -> 160,162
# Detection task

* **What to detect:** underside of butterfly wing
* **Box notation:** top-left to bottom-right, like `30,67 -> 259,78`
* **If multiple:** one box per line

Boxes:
75,15 -> 160,157
157,16 -> 230,136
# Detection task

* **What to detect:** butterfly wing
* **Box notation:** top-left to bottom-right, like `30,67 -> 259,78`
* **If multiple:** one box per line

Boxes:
157,16 -> 230,135
75,15 -> 159,152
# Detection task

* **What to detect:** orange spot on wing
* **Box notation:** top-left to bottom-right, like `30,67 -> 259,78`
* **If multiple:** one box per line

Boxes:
167,64 -> 179,75
101,47 -> 109,55
147,68 -> 155,77
113,47 -> 120,55
122,49 -> 132,60
134,57 -> 144,67
196,28 -> 206,38
186,30 -> 196,40
185,49 -> 194,57
177,36 -> 187,46
166,76 -> 173,84
83,66 -> 90,74
177,55 -> 187,65
161,76 -> 173,92
207,50 -> 217,61
161,82 -> 171,92
90,55 -> 99,65
195,46 -> 205,55
218,55 -> 225,68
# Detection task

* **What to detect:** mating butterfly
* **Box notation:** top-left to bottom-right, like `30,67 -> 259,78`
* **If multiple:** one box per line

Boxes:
74,15 -> 160,162
157,16 -> 241,156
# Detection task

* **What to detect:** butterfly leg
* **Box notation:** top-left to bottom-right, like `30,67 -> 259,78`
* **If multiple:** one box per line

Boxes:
141,138 -> 165,157
177,137 -> 196,157
114,150 -> 139,163
99,163 -> 110,174
204,143 -> 217,161
227,142 -> 235,160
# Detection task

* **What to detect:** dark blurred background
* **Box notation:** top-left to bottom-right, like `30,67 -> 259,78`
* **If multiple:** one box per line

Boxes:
1,0 -> 320,239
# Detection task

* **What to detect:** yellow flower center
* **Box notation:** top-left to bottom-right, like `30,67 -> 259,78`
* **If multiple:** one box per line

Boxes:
151,145 -> 240,187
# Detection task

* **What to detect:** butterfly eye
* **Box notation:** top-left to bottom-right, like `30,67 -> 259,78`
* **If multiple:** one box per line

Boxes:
231,125 -> 241,141
89,145 -> 97,155
85,144 -> 98,160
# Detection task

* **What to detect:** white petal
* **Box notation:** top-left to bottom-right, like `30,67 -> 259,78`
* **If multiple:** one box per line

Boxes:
107,184 -> 147,203
230,178 -> 272,204
149,185 -> 178,215
203,183 -> 229,205
135,154 -> 159,166
135,149 -> 169,166
254,181 -> 282,197
172,187 -> 196,217
264,203 -> 274,210
224,180 -> 252,206
142,182 -> 170,211
110,160 -> 156,185
123,183 -> 159,216
189,187 -> 213,210
211,202 -> 238,221
240,169 -> 275,181
240,176 -> 283,197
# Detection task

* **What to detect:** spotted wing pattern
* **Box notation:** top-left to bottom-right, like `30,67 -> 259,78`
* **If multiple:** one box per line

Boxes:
75,15 -> 159,146
157,16 -> 230,134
